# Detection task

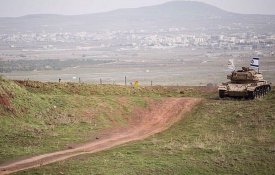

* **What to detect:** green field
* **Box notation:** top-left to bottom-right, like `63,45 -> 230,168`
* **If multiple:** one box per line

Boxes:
0,78 -> 201,164
0,78 -> 150,164
0,77 -> 274,174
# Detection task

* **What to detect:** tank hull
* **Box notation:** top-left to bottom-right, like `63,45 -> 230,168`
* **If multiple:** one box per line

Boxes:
218,83 -> 271,99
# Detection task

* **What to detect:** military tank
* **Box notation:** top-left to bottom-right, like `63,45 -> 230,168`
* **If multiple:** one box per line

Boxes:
218,67 -> 272,99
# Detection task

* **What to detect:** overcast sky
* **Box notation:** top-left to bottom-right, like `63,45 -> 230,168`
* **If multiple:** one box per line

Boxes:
0,0 -> 275,17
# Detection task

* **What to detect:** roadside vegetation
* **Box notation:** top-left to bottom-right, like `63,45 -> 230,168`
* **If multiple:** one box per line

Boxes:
1,77 -> 274,174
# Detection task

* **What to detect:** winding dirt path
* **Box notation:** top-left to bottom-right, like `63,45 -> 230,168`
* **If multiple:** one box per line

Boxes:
0,98 -> 201,175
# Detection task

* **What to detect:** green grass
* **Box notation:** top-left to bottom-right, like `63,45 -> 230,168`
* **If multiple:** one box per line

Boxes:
1,79 -> 274,174
14,80 -> 210,98
0,79 -> 154,163
17,90 -> 275,175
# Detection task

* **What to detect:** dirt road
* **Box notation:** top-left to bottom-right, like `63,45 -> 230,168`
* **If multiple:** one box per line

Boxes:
0,98 -> 200,175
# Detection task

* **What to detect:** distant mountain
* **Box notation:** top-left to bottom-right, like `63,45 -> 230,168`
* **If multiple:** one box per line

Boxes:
0,1 -> 275,33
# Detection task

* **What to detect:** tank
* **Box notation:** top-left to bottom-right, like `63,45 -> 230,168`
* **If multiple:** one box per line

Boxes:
218,67 -> 272,99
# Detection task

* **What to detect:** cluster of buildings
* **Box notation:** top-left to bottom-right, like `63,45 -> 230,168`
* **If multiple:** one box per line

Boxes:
126,31 -> 275,51
0,29 -> 275,52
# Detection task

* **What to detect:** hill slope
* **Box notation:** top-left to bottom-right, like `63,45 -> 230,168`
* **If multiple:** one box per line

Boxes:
0,78 -> 204,165
0,78 -> 274,174
15,86 -> 275,175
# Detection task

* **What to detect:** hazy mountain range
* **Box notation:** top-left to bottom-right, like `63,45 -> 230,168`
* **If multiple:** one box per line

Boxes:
0,1 -> 275,33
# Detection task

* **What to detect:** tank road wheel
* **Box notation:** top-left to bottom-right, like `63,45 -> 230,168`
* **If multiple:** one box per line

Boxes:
263,86 -> 267,96
259,87 -> 263,97
219,90 -> 226,98
267,85 -> 271,92
257,88 -> 262,98
255,88 -> 260,98
258,88 -> 262,98
248,91 -> 255,100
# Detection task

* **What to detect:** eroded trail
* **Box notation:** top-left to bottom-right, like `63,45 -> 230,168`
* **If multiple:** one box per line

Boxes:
0,98 -> 201,175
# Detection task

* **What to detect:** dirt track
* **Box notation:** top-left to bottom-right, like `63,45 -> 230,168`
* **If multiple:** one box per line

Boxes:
0,98 -> 200,175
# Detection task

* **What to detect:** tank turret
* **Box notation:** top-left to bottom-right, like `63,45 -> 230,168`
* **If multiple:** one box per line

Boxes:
218,67 -> 271,99
227,67 -> 263,82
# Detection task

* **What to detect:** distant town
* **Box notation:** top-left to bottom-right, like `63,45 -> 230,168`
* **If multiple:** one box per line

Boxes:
0,28 -> 274,57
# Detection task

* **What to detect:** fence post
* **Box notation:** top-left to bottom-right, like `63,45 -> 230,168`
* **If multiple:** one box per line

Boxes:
100,78 -> 102,85
125,76 -> 127,86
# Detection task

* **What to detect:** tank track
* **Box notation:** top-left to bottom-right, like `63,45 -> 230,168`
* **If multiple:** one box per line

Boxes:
219,85 -> 271,99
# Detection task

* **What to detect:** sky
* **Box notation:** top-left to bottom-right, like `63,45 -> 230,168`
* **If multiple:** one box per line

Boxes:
0,0 -> 275,17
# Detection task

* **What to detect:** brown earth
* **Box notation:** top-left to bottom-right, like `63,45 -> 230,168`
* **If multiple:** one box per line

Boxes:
0,97 -> 201,175
0,95 -> 11,109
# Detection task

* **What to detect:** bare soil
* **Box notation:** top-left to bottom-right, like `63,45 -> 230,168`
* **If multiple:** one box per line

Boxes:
0,97 -> 200,175
0,95 -> 11,109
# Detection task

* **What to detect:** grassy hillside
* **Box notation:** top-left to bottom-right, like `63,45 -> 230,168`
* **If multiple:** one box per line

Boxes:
1,77 -> 274,174
15,85 -> 275,174
0,78 -> 155,163
0,78 -> 209,164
